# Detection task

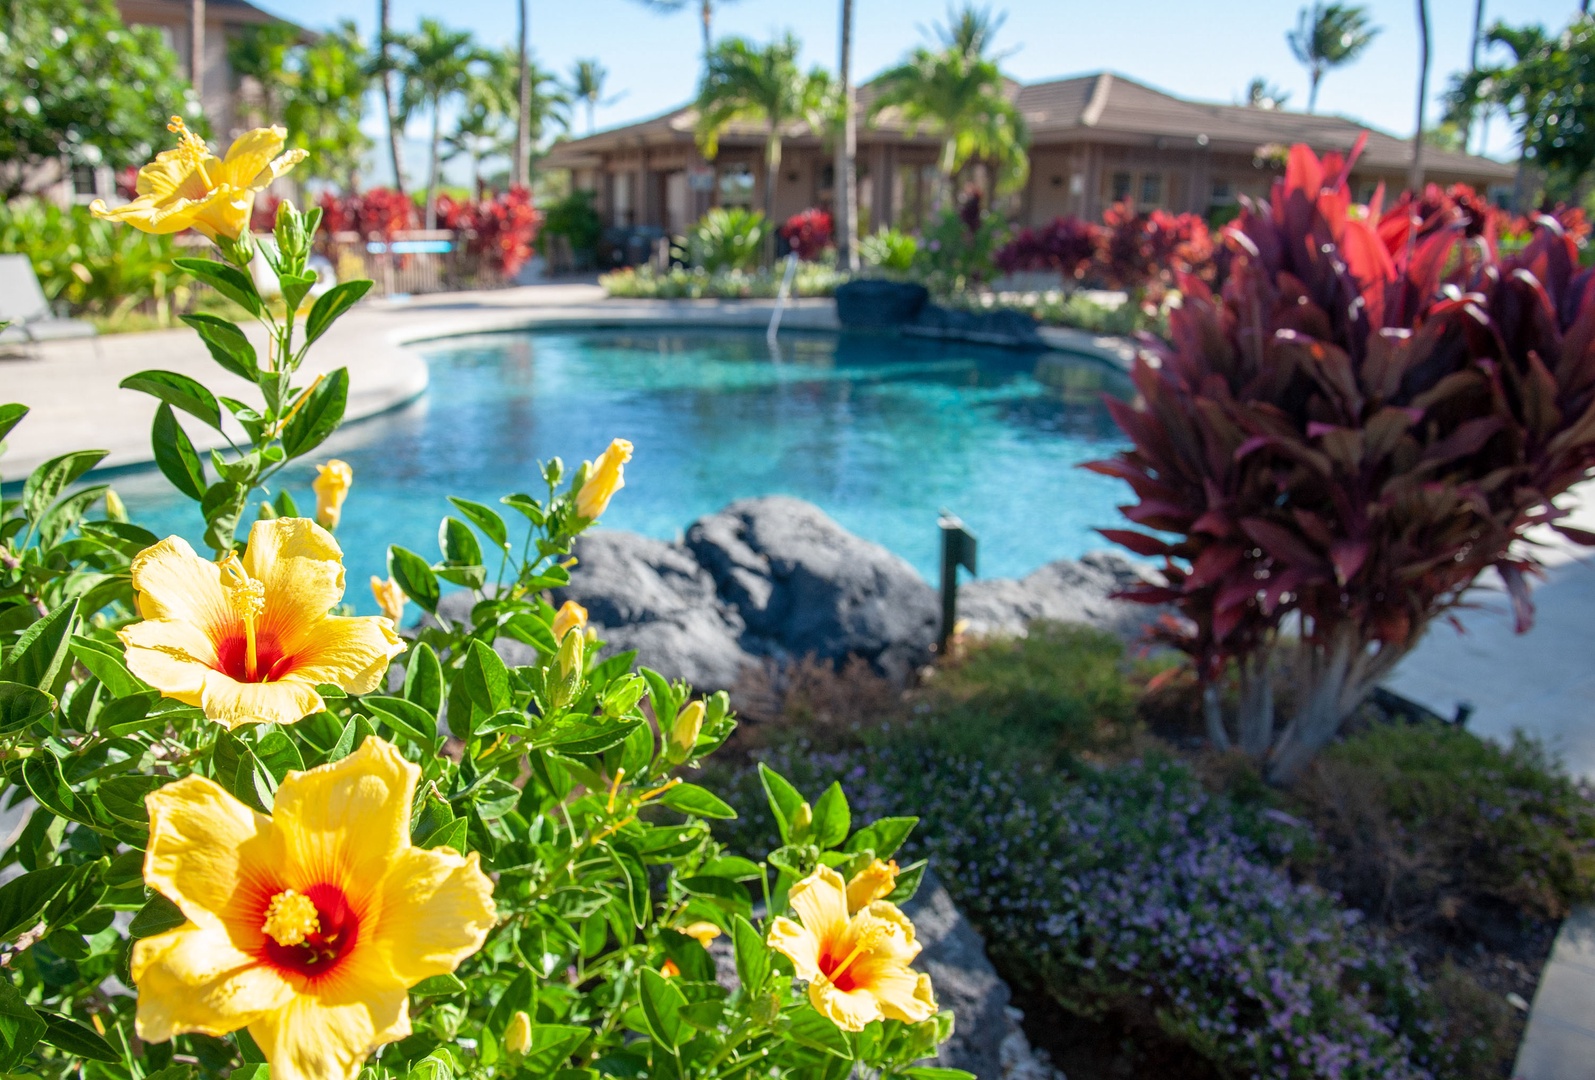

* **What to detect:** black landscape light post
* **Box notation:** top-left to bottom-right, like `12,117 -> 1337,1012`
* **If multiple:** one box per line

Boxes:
938,511 -> 977,654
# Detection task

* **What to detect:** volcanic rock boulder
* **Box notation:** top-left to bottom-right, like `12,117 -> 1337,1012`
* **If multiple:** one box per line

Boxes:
958,550 -> 1165,642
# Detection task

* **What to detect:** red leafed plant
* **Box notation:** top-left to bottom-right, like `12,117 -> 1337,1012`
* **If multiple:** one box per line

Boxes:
1099,199 -> 1216,301
779,208 -> 834,261
1089,140 -> 1595,782
316,187 -> 415,240
437,186 -> 543,278
994,215 -> 1103,280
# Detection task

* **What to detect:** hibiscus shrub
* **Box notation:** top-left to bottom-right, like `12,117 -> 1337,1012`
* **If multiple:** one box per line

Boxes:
0,125 -> 961,1080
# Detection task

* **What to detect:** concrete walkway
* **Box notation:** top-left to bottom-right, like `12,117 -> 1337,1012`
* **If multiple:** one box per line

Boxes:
0,282 -> 842,482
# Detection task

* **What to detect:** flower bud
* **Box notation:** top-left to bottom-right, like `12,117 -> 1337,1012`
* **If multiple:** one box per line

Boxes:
660,958 -> 681,979
575,439 -> 633,520
556,626 -> 585,681
682,920 -> 721,949
670,700 -> 705,758
504,1010 -> 532,1055
370,576 -> 407,625
275,199 -> 307,268
551,600 -> 588,641
312,460 -> 353,531
103,489 -> 127,522
845,858 -> 900,913
791,801 -> 813,839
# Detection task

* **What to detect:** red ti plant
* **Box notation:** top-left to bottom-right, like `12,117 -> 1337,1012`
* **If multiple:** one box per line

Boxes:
1089,141 -> 1595,781
436,187 -> 544,278
1098,200 -> 1216,303
993,215 -> 1103,282
778,208 -> 834,261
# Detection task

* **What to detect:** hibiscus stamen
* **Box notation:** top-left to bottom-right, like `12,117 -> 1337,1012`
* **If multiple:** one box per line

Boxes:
219,553 -> 266,681
262,889 -> 321,947
166,117 -> 214,189
823,923 -> 890,985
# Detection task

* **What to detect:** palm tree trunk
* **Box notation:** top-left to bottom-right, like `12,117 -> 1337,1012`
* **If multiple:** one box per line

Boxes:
1307,68 -> 1320,113
936,137 -> 958,213
1410,0 -> 1430,192
764,132 -> 781,263
188,0 -> 205,100
515,0 -> 531,188
379,0 -> 406,196
587,100 -> 596,134
426,99 -> 441,231
835,0 -> 858,271
1463,0 -> 1485,151
700,0 -> 712,68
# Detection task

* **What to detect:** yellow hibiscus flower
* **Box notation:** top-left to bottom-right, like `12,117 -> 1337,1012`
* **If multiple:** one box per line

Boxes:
766,865 -> 937,1032
575,439 -> 633,520
119,518 -> 405,730
133,737 -> 497,1080
89,117 -> 306,242
550,599 -> 588,640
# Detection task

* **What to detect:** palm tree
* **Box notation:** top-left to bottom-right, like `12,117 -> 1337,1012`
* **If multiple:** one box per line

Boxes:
1287,3 -> 1379,113
189,0 -> 205,99
394,19 -> 484,229
1410,0 -> 1430,191
284,22 -> 372,191
515,0 -> 530,187
377,0 -> 406,195
568,59 -> 620,134
836,0 -> 858,271
868,5 -> 1027,211
695,34 -> 834,228
227,22 -> 298,127
1244,76 -> 1290,110
632,0 -> 742,68
935,3 -> 1005,63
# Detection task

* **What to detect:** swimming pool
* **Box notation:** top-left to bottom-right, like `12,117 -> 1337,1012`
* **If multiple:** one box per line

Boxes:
115,328 -> 1135,612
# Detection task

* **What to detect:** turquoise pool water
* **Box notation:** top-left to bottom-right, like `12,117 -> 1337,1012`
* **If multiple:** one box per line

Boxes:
115,328 -> 1134,613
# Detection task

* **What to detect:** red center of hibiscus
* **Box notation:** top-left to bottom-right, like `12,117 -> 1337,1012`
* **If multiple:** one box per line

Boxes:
260,883 -> 359,979
214,631 -> 294,683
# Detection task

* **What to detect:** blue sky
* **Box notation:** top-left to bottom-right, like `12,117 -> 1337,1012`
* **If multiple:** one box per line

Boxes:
250,0 -> 1578,181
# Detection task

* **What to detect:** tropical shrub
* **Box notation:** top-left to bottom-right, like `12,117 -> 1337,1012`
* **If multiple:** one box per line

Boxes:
777,208 -> 833,261
859,228 -> 918,275
673,208 -> 769,273
436,186 -> 543,278
0,124 -> 960,1080
0,201 -> 191,325
315,187 -> 415,241
1089,140 -> 1595,781
718,749 -> 1448,1080
993,215 -> 1102,282
538,189 -> 603,261
1097,198 -> 1215,300
911,190 -> 1004,294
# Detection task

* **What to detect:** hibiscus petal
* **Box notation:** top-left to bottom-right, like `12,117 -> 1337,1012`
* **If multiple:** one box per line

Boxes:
132,924 -> 294,1042
129,535 -> 234,634
200,671 -> 325,730
766,916 -> 823,982
249,983 -> 409,1080
135,146 -> 216,201
789,866 -> 850,947
370,846 -> 496,984
146,776 -> 284,935
286,616 -> 404,695
120,618 -> 217,706
272,737 -> 415,902
853,961 -> 937,1024
218,126 -> 288,190
807,980 -> 883,1033
242,519 -> 347,652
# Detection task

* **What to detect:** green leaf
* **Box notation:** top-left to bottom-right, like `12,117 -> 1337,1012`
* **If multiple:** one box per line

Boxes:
41,1013 -> 120,1062
22,752 -> 86,824
0,403 -> 28,445
69,636 -> 144,697
810,782 -> 851,850
887,859 -> 928,905
0,682 -> 54,733
152,404 -> 206,501
730,914 -> 769,993
654,783 -> 737,820
785,1004 -> 852,1057
23,450 -> 107,524
174,258 -> 261,315
280,271 -> 317,314
499,613 -> 557,657
95,775 -> 161,825
0,865 -> 75,944
388,546 -> 439,614
365,695 -> 438,747
499,492 -> 545,523
129,894 -> 186,939
304,280 -> 372,345
446,497 -> 510,550
518,1024 -> 589,1072
253,731 -> 304,782
758,763 -> 806,844
637,967 -> 686,1050
462,640 -> 511,716
180,314 -> 258,381
845,816 -> 918,860
409,973 -> 466,998
201,479 -> 250,552
439,517 -> 483,567
903,1070 -> 976,1080
534,716 -> 638,756
403,643 -> 443,715
677,875 -> 751,917
0,974 -> 46,1070
120,370 -> 223,430
281,367 -> 348,459
421,817 -> 469,852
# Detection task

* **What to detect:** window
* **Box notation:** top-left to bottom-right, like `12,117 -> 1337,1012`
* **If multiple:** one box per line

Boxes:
718,165 -> 754,209
71,165 -> 99,197
1210,179 -> 1234,204
1139,173 -> 1163,206
1110,171 -> 1132,202
612,173 -> 632,227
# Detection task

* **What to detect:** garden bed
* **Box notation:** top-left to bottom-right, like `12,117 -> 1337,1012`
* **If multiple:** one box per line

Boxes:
704,626 -> 1594,1079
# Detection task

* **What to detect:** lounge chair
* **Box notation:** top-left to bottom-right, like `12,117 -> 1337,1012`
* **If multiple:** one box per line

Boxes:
0,254 -> 98,346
